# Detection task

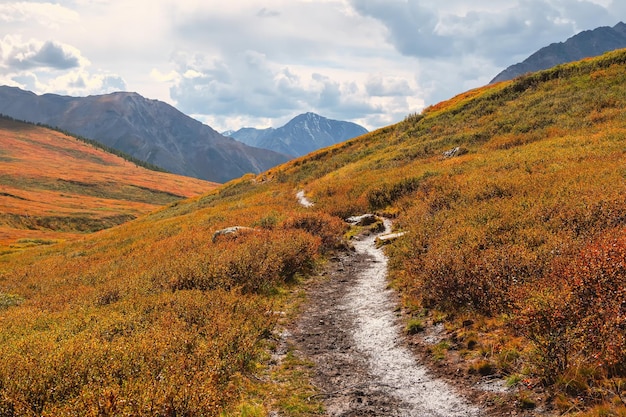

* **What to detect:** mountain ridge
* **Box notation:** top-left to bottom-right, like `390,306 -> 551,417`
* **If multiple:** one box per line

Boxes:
0,86 -> 290,183
490,21 -> 626,83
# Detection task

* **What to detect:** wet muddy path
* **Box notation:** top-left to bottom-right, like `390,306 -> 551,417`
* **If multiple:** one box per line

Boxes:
284,219 -> 481,416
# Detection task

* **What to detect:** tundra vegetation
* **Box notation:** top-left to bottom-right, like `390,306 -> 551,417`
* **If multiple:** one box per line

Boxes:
0,117 -> 214,252
1,50 -> 626,415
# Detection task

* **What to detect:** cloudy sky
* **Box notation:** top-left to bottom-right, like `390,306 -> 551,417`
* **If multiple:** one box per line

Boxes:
1,1 -> 624,131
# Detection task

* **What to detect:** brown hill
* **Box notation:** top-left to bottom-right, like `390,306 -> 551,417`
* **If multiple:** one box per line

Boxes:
0,116 -> 216,251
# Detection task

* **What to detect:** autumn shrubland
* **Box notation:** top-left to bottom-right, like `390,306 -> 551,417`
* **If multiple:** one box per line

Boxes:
0,177 -> 343,415
1,50 -> 626,415
287,50 -> 626,413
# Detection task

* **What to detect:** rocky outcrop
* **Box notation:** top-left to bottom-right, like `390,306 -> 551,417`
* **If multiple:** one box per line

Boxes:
442,147 -> 469,159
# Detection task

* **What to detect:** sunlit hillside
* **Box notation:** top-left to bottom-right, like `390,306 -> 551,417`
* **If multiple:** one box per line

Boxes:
0,117 -> 216,252
1,49 -> 625,416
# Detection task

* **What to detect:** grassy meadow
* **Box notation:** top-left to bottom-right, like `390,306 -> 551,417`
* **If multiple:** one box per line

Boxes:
1,50 -> 626,415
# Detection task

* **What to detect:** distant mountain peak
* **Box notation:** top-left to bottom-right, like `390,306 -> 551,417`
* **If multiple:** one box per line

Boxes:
613,21 -> 626,34
226,112 -> 368,157
491,21 -> 626,84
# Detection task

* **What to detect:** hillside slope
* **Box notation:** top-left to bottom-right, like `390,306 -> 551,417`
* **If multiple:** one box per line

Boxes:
0,116 -> 215,250
226,112 -> 368,157
0,87 -> 290,182
1,50 -> 626,415
491,22 -> 626,83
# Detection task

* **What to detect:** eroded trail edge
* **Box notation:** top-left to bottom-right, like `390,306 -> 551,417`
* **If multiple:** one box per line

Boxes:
288,215 -> 480,416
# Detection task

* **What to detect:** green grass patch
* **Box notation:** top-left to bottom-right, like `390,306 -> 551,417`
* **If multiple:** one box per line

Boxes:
405,318 -> 425,335
0,293 -> 24,309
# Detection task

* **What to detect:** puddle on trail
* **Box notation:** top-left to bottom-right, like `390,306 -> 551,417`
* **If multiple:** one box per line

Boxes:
346,219 -> 478,417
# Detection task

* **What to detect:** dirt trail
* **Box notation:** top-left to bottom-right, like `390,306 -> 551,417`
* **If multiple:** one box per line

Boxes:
284,215 -> 482,416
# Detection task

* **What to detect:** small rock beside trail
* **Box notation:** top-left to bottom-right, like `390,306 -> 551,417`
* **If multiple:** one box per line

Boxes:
375,231 -> 407,246
346,214 -> 379,226
211,226 -> 256,242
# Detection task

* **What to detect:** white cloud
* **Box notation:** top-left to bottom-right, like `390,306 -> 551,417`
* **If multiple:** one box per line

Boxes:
0,0 -> 621,131
45,70 -> 126,95
155,0 -> 422,130
257,7 -> 281,18
0,34 -> 125,97
366,74 -> 414,97
348,0 -> 617,106
0,2 -> 79,29
5,68 -> 126,96
150,68 -> 179,83
164,45 -> 421,131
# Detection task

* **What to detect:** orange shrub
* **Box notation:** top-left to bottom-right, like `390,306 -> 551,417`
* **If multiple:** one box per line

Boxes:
0,290 -> 273,416
513,227 -> 626,384
418,245 -> 545,315
281,212 -> 347,252
513,280 -> 575,383
565,228 -> 626,374
167,229 -> 320,293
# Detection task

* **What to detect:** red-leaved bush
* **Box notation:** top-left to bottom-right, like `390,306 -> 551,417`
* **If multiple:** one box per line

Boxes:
515,227 -> 626,382
566,228 -> 626,374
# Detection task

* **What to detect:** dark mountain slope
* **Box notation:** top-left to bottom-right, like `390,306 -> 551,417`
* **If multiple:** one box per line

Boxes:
491,21 -> 626,83
0,87 -> 290,182
226,112 -> 368,157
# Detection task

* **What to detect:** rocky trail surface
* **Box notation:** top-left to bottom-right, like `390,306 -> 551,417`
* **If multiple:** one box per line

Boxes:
276,209 -> 485,416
